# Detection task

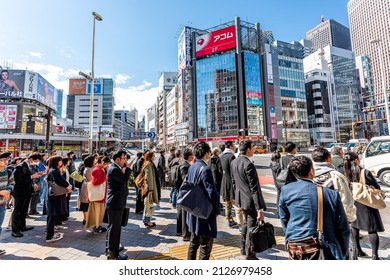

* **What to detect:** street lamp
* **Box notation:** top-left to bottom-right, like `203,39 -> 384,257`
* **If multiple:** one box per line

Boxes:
85,11 -> 103,154
370,39 -> 390,135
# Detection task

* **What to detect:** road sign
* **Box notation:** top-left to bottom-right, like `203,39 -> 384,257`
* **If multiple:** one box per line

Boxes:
130,131 -> 156,139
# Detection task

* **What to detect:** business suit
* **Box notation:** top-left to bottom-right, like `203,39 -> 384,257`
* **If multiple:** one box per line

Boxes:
105,162 -> 131,259
231,155 -> 266,259
279,179 -> 350,260
186,159 -> 220,259
12,161 -> 34,235
176,160 -> 191,238
220,150 -> 237,224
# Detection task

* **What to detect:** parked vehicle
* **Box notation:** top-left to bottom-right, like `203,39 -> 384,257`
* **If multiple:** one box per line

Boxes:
325,143 -> 345,152
342,138 -> 369,153
361,136 -> 390,187
308,145 -> 321,152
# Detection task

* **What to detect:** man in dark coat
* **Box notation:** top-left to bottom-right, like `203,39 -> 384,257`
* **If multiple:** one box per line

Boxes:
11,153 -> 41,237
105,150 -> 131,260
220,141 -> 238,227
167,146 -> 176,169
231,140 -> 266,260
157,150 -> 166,192
186,142 -> 220,260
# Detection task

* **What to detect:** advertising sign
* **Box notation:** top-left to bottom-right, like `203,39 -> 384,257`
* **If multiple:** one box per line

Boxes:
37,74 -> 57,110
178,26 -> 192,69
23,71 -> 39,100
69,78 -> 87,95
196,25 -> 236,58
87,79 -> 103,95
0,69 -> 25,98
0,104 -> 17,129
270,106 -> 277,140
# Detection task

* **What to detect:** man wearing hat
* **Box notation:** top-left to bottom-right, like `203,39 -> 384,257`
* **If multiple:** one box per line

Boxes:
0,152 -> 15,254
11,153 -> 40,238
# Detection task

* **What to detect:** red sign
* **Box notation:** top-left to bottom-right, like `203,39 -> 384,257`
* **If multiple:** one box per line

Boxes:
196,26 -> 236,58
198,136 -> 238,142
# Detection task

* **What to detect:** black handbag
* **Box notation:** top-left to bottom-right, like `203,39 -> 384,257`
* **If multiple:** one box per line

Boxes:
48,180 -> 68,196
177,166 -> 214,220
103,207 -> 130,227
249,221 -> 276,253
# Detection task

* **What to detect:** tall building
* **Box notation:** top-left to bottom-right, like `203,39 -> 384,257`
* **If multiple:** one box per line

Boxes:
67,77 -> 115,145
274,40 -> 309,147
56,89 -> 63,118
348,0 -> 390,134
192,18 -> 266,146
306,19 -> 352,52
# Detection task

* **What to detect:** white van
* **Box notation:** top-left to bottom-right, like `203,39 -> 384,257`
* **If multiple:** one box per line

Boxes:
361,136 -> 390,187
343,138 -> 369,153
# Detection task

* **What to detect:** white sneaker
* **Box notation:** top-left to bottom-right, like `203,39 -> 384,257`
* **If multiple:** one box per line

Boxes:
46,232 -> 64,243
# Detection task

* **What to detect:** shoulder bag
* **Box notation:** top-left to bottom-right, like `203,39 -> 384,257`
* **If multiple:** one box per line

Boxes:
286,185 -> 325,260
48,177 -> 68,197
275,157 -> 297,186
134,166 -> 148,197
87,181 -> 106,202
177,166 -> 213,219
70,170 -> 83,182
351,169 -> 386,210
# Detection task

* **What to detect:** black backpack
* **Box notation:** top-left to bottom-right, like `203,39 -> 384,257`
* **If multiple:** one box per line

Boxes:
170,164 -> 183,190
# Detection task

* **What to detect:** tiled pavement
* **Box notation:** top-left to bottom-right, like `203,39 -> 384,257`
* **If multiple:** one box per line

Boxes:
0,186 -> 389,260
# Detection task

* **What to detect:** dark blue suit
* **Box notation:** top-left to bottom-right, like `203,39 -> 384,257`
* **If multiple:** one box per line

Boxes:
186,159 -> 220,259
279,179 -> 350,260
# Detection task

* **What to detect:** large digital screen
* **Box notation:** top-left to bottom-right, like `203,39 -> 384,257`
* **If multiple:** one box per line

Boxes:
0,69 -> 25,98
0,104 -> 17,129
37,74 -> 57,110
195,25 -> 236,58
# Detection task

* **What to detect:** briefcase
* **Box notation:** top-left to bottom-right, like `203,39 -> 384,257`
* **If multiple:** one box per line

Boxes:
249,221 -> 276,253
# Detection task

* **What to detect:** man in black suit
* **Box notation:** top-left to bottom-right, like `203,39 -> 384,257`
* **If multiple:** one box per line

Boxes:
11,153 -> 41,238
231,140 -> 266,260
157,150 -> 166,193
105,150 -> 131,260
220,141 -> 239,228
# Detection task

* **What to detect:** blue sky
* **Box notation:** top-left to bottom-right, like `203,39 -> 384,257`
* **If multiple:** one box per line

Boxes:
0,0 -> 350,116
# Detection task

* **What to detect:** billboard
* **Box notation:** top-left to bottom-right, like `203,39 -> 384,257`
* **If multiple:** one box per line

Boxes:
87,78 -> 103,94
69,78 -> 87,95
37,74 -> 57,110
178,26 -> 193,69
0,104 -> 17,129
23,71 -> 39,100
195,25 -> 236,58
0,69 -> 25,98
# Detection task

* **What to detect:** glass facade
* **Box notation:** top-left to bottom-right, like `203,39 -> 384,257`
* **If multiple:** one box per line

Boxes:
196,52 -> 238,138
244,51 -> 263,136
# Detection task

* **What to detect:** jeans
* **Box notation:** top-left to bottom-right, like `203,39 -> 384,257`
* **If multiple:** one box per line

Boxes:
170,188 -> 177,208
0,204 -> 6,235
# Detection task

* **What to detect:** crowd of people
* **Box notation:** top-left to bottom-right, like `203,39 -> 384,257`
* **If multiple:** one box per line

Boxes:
0,139 -> 385,260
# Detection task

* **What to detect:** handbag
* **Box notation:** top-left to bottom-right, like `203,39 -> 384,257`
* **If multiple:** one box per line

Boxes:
352,169 -> 386,210
248,221 -> 276,253
275,158 -> 297,186
134,166 -> 148,197
48,180 -> 68,196
87,181 -> 106,202
177,166 -> 214,220
103,207 -> 130,227
286,185 -> 325,260
70,170 -> 83,182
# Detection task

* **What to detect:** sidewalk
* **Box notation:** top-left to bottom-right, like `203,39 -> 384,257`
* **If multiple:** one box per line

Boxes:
1,186 -> 389,260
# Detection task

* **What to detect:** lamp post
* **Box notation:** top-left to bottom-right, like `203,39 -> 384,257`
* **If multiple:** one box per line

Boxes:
85,11 -> 103,154
370,39 -> 390,135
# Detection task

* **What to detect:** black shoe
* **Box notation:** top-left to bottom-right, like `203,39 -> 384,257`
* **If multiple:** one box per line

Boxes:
107,254 -> 128,260
246,255 -> 259,260
372,256 -> 382,260
228,220 -> 238,228
0,249 -> 6,255
358,250 -> 368,257
144,222 -> 156,228
20,226 -> 34,232
28,211 -> 40,215
12,232 -> 24,238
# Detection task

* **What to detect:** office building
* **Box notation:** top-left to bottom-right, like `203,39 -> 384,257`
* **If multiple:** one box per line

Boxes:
348,0 -> 390,134
306,18 -> 352,52
56,89 -> 63,118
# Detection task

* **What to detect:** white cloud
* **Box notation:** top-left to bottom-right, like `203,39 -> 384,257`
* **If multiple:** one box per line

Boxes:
29,51 -> 42,58
115,82 -> 159,116
115,74 -> 131,84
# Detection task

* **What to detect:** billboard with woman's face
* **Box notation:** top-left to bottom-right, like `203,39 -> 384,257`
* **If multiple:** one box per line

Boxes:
37,74 -> 57,110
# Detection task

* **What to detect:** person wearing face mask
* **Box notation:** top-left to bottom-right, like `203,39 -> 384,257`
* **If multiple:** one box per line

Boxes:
11,153 -> 41,238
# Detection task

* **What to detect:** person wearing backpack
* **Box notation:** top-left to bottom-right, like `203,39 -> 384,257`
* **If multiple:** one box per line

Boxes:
0,152 -> 15,255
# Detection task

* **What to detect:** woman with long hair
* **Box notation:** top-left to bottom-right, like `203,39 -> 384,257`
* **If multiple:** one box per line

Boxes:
45,156 -> 72,242
85,156 -> 111,233
79,155 -> 95,225
344,152 -> 384,260
142,151 -> 159,227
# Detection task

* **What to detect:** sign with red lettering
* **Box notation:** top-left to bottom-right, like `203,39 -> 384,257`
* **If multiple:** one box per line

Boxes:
196,26 -> 236,58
